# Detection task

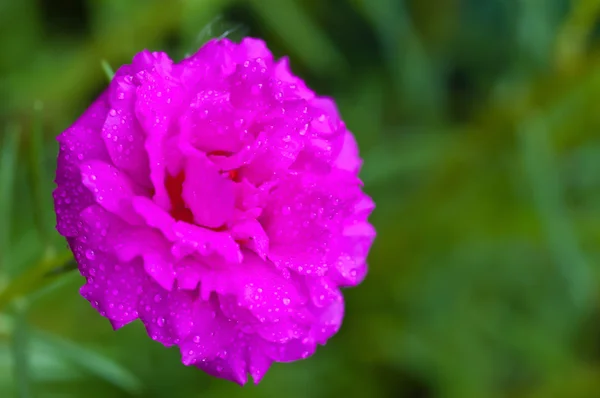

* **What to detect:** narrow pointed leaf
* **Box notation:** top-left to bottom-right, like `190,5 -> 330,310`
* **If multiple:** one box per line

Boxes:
27,102 -> 50,245
11,301 -> 31,398
0,251 -> 73,311
34,331 -> 143,395
101,60 -> 114,82
0,123 -> 21,269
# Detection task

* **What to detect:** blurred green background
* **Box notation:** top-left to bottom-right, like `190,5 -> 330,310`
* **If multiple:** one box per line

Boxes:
2,0 -> 600,397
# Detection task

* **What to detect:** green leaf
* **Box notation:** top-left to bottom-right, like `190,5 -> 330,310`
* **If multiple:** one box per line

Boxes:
336,74 -> 384,151
0,250 -> 73,312
0,315 -> 87,384
515,1 -> 557,68
101,60 -> 114,82
0,314 -> 14,336
27,101 -> 50,246
27,270 -> 79,308
34,331 -> 143,395
177,0 -> 236,59
0,123 -> 20,269
361,130 -> 456,187
11,300 -> 31,398
350,0 -> 442,120
191,14 -> 247,48
43,259 -> 77,277
517,115 -> 593,312
554,0 -> 600,70
247,0 -> 346,76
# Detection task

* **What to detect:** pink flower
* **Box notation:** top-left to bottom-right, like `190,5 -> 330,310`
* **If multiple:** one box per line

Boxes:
53,38 -> 375,384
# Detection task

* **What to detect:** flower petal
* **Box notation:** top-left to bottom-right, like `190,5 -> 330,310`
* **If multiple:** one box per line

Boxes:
103,77 -> 151,187
78,249 -> 144,330
182,154 -> 235,229
171,222 -> 241,264
54,94 -> 111,237
79,160 -> 143,224
110,227 -> 176,291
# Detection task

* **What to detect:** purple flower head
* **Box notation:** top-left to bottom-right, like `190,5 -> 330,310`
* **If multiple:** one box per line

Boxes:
53,38 -> 375,385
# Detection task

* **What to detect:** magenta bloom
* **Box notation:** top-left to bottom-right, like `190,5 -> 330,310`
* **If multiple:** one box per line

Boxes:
53,38 -> 374,384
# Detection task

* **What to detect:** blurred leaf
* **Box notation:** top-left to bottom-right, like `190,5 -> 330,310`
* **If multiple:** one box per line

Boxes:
1,1 -> 186,120
336,73 -> 384,151
0,314 -> 14,335
43,260 -> 77,277
350,0 -> 443,120
11,301 -> 31,398
28,271 -> 79,308
515,0 -> 560,69
524,363 -> 600,398
517,115 -> 593,312
1,327 -> 87,383
34,331 -> 143,395
247,0 -> 347,76
100,60 -> 114,82
0,123 -> 20,269
0,251 -> 73,311
555,0 -> 600,71
0,0 -> 40,73
27,101 -> 50,245
179,0 -> 237,58
361,130 -> 458,187
183,12 -> 248,56
7,228 -> 45,279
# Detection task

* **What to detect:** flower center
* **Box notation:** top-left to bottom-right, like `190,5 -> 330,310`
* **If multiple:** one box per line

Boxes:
164,168 -> 241,226
207,151 -> 242,183
164,172 -> 195,224
227,169 -> 240,181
